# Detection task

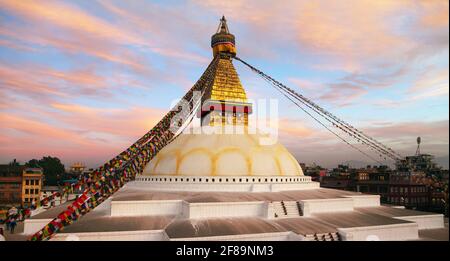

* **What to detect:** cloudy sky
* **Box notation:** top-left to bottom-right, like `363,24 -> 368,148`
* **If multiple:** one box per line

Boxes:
0,0 -> 448,169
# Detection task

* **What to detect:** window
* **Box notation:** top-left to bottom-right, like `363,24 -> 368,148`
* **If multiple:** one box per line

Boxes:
35,189 -> 39,194
30,180 -> 34,186
25,189 -> 29,194
26,180 -> 30,186
35,180 -> 40,186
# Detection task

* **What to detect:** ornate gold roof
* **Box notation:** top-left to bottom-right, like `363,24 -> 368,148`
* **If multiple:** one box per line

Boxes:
209,57 -> 247,103
199,17 -> 251,127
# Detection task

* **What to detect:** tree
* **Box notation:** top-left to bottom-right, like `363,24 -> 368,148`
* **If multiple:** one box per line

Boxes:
26,156 -> 65,186
25,159 -> 40,168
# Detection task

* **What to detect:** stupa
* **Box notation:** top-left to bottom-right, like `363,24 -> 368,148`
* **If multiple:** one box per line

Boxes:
23,17 -> 445,241
140,16 -> 310,192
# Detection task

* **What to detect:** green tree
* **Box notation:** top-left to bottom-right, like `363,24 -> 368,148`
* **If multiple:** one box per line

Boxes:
26,156 -> 65,186
26,159 -> 40,168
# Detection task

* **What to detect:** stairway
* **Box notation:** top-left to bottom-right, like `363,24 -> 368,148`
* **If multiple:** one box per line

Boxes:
272,201 -> 286,218
304,232 -> 341,241
271,201 -> 303,218
283,201 -> 300,218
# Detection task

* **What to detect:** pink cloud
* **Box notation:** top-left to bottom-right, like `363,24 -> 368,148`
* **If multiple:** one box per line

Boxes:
0,0 -> 144,45
279,118 -> 449,167
418,0 -> 449,28
0,0 -> 207,74
0,101 -> 166,167
195,0 -> 447,73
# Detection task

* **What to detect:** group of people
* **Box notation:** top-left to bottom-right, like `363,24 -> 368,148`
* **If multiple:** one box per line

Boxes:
1,206 -> 32,235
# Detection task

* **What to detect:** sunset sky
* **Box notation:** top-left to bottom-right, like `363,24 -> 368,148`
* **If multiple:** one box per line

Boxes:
0,0 -> 448,169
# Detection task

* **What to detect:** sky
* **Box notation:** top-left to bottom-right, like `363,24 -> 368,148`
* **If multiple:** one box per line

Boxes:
0,0 -> 448,169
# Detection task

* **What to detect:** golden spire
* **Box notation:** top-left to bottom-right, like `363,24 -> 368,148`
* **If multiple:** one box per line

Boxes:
211,16 -> 236,57
200,17 -> 252,127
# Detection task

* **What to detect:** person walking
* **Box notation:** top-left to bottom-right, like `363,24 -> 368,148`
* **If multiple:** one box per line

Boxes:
9,218 -> 17,234
5,218 -> 10,232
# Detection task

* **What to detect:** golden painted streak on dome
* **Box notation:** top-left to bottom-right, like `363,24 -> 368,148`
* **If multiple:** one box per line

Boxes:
152,150 -> 179,175
244,130 -> 259,147
211,153 -> 218,176
287,152 -> 302,175
249,146 -> 262,176
152,156 -> 161,174
177,148 -> 214,176
274,156 -> 283,176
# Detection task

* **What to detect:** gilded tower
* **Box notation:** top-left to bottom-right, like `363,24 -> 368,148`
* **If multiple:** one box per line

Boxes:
199,16 -> 253,126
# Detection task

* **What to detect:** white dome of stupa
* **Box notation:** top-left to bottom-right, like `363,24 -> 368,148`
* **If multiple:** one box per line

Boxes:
142,127 -> 303,177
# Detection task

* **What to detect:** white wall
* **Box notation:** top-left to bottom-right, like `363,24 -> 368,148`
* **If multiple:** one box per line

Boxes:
171,232 -> 303,241
132,175 -> 317,192
337,223 -> 419,241
301,198 -> 354,216
51,230 -> 169,241
394,214 -> 444,229
344,195 -> 380,207
111,200 -> 182,217
182,201 -> 269,219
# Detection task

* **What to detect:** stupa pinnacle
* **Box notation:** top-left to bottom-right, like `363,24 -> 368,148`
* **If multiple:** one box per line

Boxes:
200,16 -> 252,126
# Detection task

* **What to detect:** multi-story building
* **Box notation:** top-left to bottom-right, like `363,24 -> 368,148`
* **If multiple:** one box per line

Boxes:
388,171 -> 429,208
21,168 -> 43,207
355,166 -> 390,202
0,163 -> 43,207
0,175 -> 23,205
0,162 -> 25,205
